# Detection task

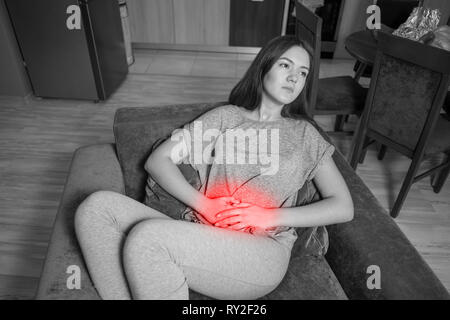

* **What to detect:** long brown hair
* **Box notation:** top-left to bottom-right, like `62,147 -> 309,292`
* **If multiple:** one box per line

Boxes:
228,35 -> 313,120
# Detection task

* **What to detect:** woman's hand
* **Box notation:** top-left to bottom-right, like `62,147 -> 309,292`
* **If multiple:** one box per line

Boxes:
213,204 -> 277,232
195,196 -> 246,225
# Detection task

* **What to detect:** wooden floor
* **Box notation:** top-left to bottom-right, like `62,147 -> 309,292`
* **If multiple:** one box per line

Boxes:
0,49 -> 448,299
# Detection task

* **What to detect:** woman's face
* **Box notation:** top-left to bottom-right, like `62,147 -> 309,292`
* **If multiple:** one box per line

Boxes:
262,46 -> 310,107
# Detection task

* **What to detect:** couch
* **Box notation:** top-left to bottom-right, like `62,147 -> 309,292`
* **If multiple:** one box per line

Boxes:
36,102 -> 450,300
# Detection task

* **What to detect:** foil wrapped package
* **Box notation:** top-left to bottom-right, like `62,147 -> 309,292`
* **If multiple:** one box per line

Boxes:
392,7 -> 441,41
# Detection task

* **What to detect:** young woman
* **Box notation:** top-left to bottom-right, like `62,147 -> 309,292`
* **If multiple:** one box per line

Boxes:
75,35 -> 353,300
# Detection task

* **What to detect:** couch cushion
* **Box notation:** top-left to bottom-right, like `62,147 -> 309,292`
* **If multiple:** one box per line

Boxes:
36,144 -> 124,300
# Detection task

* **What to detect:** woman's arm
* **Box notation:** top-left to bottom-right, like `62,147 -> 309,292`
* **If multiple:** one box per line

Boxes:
272,156 -> 354,228
214,156 -> 354,230
145,137 -> 205,212
145,137 -> 240,224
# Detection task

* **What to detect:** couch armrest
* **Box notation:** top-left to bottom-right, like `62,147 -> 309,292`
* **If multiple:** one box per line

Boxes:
36,143 -> 124,300
326,152 -> 449,299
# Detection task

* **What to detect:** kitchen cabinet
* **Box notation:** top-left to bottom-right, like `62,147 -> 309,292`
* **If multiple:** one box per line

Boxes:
173,0 -> 230,45
229,0 -> 286,47
127,0 -> 174,43
128,0 -> 230,45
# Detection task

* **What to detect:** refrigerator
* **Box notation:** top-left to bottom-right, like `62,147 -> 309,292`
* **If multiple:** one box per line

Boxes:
5,0 -> 128,101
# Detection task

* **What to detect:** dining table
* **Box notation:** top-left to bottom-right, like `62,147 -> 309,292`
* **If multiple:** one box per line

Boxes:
344,29 -> 379,80
344,28 -> 450,116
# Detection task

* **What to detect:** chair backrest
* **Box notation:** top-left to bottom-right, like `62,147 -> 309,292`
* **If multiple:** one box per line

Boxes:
362,32 -> 450,157
374,0 -> 422,29
294,1 -> 322,116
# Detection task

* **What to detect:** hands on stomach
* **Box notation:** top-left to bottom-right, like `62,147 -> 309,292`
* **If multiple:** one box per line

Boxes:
196,196 -> 277,234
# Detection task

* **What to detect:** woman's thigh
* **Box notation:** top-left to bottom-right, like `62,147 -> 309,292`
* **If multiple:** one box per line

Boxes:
125,219 -> 291,300
75,190 -> 172,234
74,191 -> 176,299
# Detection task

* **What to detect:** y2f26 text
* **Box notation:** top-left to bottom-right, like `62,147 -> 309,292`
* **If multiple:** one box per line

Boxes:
226,304 -> 267,315
182,304 -> 267,317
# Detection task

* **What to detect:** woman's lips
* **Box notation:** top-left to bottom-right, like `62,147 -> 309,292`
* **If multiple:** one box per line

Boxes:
282,86 -> 294,93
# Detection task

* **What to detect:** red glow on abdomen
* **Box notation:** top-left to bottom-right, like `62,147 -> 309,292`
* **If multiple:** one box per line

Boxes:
206,179 -> 277,208
193,179 -> 278,232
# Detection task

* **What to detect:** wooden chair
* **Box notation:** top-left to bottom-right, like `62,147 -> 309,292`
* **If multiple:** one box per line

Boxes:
295,1 -> 367,132
377,9 -> 450,160
349,32 -> 450,218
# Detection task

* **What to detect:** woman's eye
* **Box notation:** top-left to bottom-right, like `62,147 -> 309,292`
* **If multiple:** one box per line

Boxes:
301,72 -> 308,77
279,63 -> 290,69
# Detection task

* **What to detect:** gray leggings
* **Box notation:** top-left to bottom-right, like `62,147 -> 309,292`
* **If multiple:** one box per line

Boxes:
74,191 -> 291,300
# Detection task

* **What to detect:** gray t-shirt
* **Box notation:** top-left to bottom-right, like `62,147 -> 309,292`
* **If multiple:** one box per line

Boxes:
177,105 -> 334,250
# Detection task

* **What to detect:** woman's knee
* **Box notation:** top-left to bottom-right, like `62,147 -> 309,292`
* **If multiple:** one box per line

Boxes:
74,190 -> 122,231
123,219 -> 174,265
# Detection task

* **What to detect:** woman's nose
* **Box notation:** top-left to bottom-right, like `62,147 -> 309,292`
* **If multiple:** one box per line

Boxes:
288,73 -> 298,83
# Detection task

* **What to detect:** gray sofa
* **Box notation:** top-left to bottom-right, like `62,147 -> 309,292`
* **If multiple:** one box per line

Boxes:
36,102 -> 450,300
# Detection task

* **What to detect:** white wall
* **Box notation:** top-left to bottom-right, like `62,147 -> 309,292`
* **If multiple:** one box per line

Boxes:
334,0 -> 372,59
